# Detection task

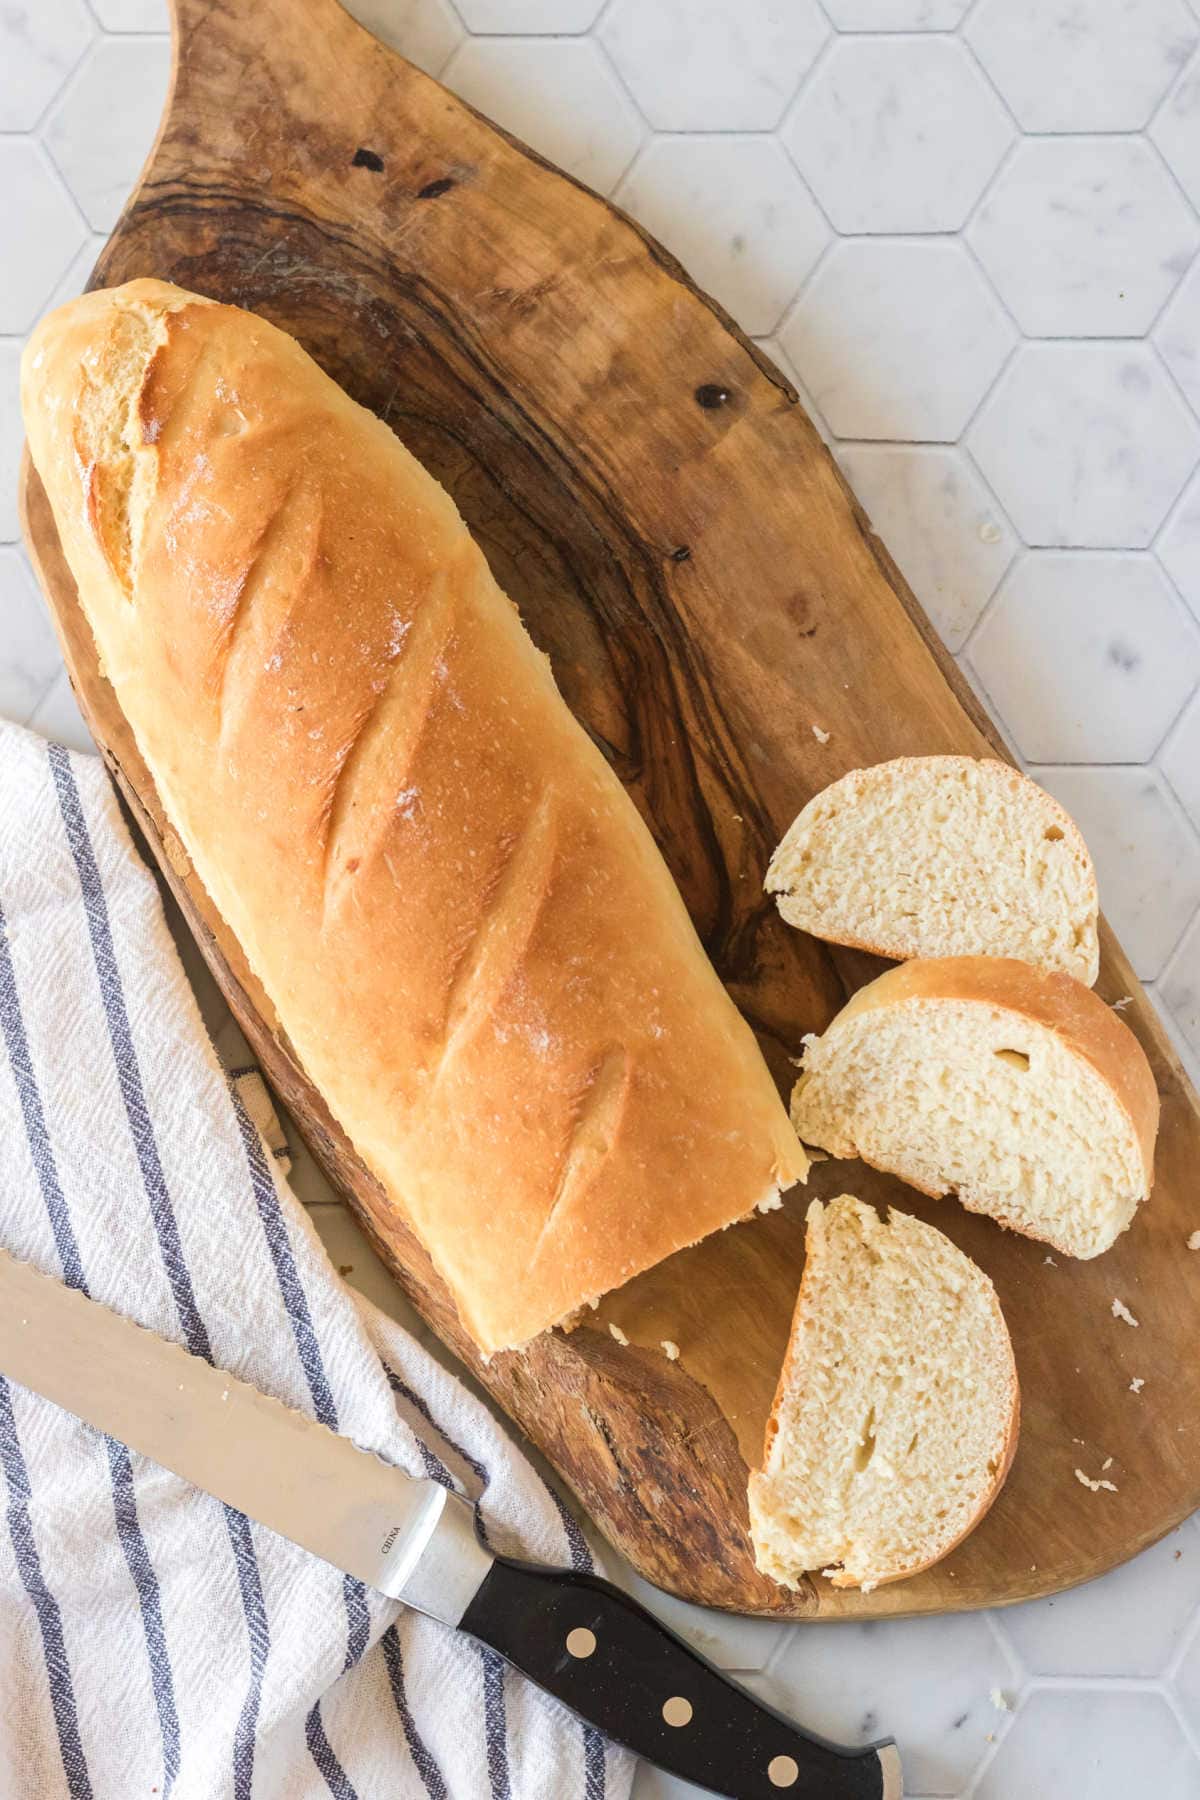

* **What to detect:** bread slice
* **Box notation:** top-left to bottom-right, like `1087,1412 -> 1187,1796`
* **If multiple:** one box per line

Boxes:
749,1195 -> 1018,1591
793,958 -> 1158,1259
766,756 -> 1099,984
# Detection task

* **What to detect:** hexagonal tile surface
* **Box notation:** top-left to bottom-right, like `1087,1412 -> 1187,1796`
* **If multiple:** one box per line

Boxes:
44,35 -> 170,231
0,0 -> 93,131
966,0 -> 1198,131
998,1521 -> 1200,1676
38,231 -> 107,319
0,342 -> 23,546
1162,906 -> 1200,1072
0,140 -> 85,333
26,669 -> 91,756
443,38 -> 643,195
969,138 -> 1199,337
782,240 -> 1013,442
976,1690 -> 1195,1799
970,554 -> 1200,762
1157,257 -> 1200,419
967,344 -> 1200,549
343,0 -> 463,76
762,1612 -> 1015,1796
1151,50 -> 1200,212
1034,765 -> 1200,978
90,0 -> 167,25
454,0 -> 603,30
754,335 -> 835,445
783,37 -> 1011,233
822,0 -> 969,25
836,445 -> 1015,651
0,549 -> 64,729
1164,690 -> 1200,830
615,138 -> 828,337
1160,473 -> 1200,623
602,0 -> 827,132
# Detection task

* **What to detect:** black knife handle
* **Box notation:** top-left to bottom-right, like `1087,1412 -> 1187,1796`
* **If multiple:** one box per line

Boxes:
459,1555 -> 898,1800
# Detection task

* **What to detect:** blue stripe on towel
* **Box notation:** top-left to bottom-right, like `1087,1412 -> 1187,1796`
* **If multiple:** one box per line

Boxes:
0,901 -> 182,1794
47,748 -> 270,1794
0,1376 -> 93,1799
382,1626 -> 450,1800
305,1707 -> 360,1800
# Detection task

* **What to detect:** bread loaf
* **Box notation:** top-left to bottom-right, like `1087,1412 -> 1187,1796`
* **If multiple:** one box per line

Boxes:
749,1195 -> 1019,1591
22,280 -> 806,1354
766,756 -> 1099,984
792,957 -> 1158,1259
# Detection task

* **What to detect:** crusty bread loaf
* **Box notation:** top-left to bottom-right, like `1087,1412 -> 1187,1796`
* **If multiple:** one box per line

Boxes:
766,756 -> 1099,984
22,279 -> 806,1354
792,958 -> 1158,1259
749,1195 -> 1018,1591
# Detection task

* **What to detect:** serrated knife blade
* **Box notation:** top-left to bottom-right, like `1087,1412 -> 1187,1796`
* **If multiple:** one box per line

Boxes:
0,1247 -> 901,1800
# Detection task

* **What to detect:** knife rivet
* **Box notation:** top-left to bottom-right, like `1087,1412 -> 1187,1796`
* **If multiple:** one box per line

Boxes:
768,1755 -> 799,1788
662,1697 -> 693,1728
566,1628 -> 596,1660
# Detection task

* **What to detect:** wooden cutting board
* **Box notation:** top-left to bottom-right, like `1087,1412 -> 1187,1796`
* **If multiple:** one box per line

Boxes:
20,0 -> 1200,1621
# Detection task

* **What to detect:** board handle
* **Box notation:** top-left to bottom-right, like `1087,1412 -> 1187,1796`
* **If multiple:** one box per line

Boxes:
459,1555 -> 901,1799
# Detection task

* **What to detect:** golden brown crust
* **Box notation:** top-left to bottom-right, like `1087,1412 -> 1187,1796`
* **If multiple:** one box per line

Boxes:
833,957 -> 1159,1191
22,279 -> 806,1354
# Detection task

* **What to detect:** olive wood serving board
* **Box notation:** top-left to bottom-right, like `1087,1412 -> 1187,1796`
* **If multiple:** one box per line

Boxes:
20,0 -> 1200,1620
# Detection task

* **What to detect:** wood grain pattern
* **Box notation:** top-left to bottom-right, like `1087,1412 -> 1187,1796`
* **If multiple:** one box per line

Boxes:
19,0 -> 1200,1619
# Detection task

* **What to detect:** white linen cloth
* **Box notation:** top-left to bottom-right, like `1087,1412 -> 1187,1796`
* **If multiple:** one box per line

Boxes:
0,717 -> 635,1800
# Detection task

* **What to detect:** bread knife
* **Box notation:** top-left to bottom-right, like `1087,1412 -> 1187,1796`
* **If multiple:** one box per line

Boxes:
0,1248 -> 900,1800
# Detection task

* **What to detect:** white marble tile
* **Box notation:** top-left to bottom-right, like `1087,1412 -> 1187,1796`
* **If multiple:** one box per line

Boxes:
0,139 -> 86,333
966,0 -> 1198,132
1162,907 -> 1200,1069
1033,765 -> 1200,979
967,344 -> 1200,550
89,0 -> 168,26
601,0 -> 827,132
616,1570 -> 781,1673
998,1522 -> 1200,1677
783,37 -> 1011,234
837,445 -> 1016,652
454,0 -> 603,28
443,37 -> 644,196
782,240 -> 1014,442
25,665 -> 92,755
0,341 -> 23,546
1159,476 -> 1200,624
969,138 -> 1198,339
0,548 -> 63,728
0,0 -> 93,131
38,231 -> 108,317
1151,49 -> 1200,213
1163,690 -> 1200,831
342,0 -> 463,78
969,553 -> 1200,763
1157,257 -> 1200,421
615,137 -> 828,337
822,0 -> 968,26
630,1769 -> 702,1800
975,1689 -> 1196,1800
763,1612 -> 1014,1796
44,35 -> 171,232
753,334 -> 835,445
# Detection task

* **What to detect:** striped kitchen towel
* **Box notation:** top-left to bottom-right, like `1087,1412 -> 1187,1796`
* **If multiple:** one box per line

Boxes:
0,717 -> 635,1800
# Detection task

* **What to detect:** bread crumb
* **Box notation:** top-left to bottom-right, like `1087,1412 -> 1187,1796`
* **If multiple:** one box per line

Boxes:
1188,1230 -> 1200,1251
608,1322 -> 629,1346
1044,1254 -> 1057,1266
812,724 -> 831,744
337,1263 -> 354,1277
989,1689 -> 1011,1713
1102,1456 -> 1113,1471
661,1340 -> 680,1361
1111,1298 -> 1139,1326
1130,1377 -> 1145,1394
1176,1550 -> 1184,1561
1111,995 -> 1133,1012
985,1733 -> 995,1744
731,813 -> 743,823
1075,1468 -> 1118,1493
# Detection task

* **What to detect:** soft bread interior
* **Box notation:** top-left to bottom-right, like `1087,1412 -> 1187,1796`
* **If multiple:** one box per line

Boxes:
749,1196 -> 1017,1591
793,994 -> 1147,1258
766,757 -> 1099,984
